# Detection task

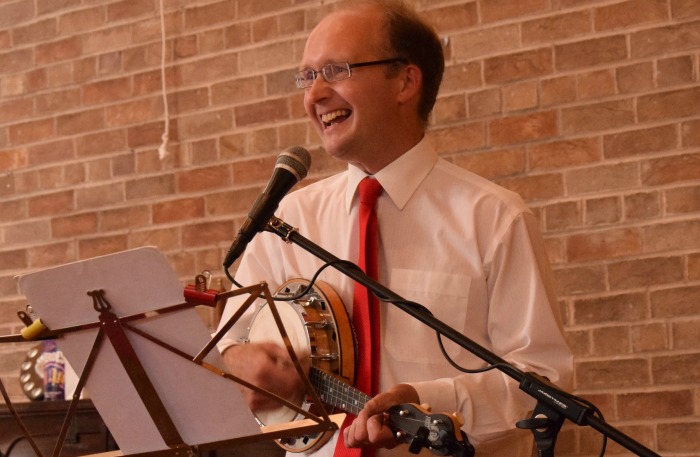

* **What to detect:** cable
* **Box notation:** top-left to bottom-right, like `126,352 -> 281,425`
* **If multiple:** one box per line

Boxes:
157,0 -> 170,160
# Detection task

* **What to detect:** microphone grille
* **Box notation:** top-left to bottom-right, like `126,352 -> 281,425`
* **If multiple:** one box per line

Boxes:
277,146 -> 311,181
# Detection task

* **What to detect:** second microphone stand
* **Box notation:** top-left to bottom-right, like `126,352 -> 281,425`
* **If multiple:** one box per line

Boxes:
264,216 -> 661,457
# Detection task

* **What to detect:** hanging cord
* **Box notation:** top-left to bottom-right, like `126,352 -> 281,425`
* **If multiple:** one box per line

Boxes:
157,0 -> 170,160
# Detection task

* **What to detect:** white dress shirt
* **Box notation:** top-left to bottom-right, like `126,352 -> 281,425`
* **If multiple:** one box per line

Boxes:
217,137 -> 573,457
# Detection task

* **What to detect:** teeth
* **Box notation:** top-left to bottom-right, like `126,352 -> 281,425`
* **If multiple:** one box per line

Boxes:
321,109 -> 351,125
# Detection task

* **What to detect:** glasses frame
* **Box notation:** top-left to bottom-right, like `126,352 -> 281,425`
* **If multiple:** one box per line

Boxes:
295,57 -> 408,89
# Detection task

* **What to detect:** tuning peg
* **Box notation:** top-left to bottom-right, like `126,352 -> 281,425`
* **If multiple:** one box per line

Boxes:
452,411 -> 465,426
420,403 -> 432,412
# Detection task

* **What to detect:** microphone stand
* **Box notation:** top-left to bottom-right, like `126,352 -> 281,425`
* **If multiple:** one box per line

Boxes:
265,217 -> 662,457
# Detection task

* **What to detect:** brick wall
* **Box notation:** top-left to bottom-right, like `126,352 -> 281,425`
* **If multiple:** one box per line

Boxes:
1,0 -> 699,455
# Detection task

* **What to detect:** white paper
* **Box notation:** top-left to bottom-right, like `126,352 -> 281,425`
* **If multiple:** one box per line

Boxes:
16,247 -> 260,455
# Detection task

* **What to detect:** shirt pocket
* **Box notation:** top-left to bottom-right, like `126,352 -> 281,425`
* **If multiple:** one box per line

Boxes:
384,269 -> 471,364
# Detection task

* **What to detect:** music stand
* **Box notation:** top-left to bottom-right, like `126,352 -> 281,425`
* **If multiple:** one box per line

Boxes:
3,247 -> 339,457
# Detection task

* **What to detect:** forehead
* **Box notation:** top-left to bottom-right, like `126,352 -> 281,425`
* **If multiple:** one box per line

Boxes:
301,8 -> 387,67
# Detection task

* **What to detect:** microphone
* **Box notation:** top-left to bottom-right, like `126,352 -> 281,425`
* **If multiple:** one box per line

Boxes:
223,146 -> 311,269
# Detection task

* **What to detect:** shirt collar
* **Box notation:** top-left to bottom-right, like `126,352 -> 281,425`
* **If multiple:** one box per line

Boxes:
345,136 -> 438,212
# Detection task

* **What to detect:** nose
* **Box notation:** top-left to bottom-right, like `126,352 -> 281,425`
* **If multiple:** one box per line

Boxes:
305,74 -> 332,105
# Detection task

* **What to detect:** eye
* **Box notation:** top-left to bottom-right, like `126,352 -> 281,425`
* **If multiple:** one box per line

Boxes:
295,69 -> 316,87
328,64 -> 350,79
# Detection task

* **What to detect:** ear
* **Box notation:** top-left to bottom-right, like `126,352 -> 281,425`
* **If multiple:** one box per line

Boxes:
396,63 -> 422,106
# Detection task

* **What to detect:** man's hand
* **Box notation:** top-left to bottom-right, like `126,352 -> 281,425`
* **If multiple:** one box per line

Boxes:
343,383 -> 420,450
222,342 -> 306,413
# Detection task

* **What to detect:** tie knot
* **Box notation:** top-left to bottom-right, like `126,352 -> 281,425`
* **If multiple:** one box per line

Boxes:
358,177 -> 383,206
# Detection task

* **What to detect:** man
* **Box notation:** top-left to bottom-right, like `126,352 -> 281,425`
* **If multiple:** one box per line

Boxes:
217,1 -> 573,456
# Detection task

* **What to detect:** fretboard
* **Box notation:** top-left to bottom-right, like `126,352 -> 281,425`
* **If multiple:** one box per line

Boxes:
309,366 -> 371,416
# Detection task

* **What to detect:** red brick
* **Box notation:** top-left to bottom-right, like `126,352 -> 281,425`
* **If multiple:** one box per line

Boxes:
423,3 -> 478,32
454,148 -> 525,180
28,241 -> 76,268
605,124 -> 677,159
467,89 -> 501,118
452,24 -> 520,61
544,201 -> 581,231
426,122 -> 487,154
665,185 -> 700,214
0,148 -> 27,172
641,153 -> 700,186
76,183 -> 125,210
12,18 -> 57,45
205,188 -> 263,217
624,191 -> 661,221
237,0 -> 292,19
658,422 -> 700,453
37,0 -> 79,15
554,265 -> 606,297
182,221 -> 232,247
9,119 -> 55,146
619,390 -> 693,420
657,55 -> 695,87
591,326 -> 630,356
211,76 -> 266,106
585,196 -> 620,226
239,42 -> 296,72
82,77 -> 132,105
631,20 -> 700,58
567,227 -> 642,262
595,0 -> 668,31
502,81 -> 538,112
0,199 -> 26,222
82,25 -> 131,55
631,323 -> 668,352
153,198 -> 206,223
178,109 -> 234,140
247,127 -> 277,155
576,358 -> 650,390
690,254 -> 700,280
490,111 -> 557,146
522,11 -> 591,44
616,62 -> 655,94
35,36 -> 82,65
609,256 -> 684,290
555,35 -> 627,71
566,162 -> 639,195
128,121 -> 168,148
480,0 -> 548,23
4,220 -> 52,245
441,62 -> 482,93
184,0 -> 238,29
107,0 -> 156,22
123,175 -> 175,200
682,119 -> 700,147
177,166 -> 232,193
651,284 -> 700,318
672,0 -> 700,18
652,354 -> 700,385
433,94 -> 467,124
99,205 -> 151,231
0,48 -> 34,74
0,249 -> 28,271
639,87 -> 700,122
79,235 -> 128,260
51,212 -> 97,239
35,88 -> 81,114
484,48 -> 553,84
58,6 -> 105,35
56,109 -> 105,136
577,69 -> 615,101
0,0 -> 35,29
27,190 -> 74,217
672,320 -> 700,350
529,138 -> 601,171
105,98 -> 164,128
561,99 -> 635,134
540,75 -> 576,107
223,23 -> 251,49
497,173 -> 564,202
75,130 -> 127,158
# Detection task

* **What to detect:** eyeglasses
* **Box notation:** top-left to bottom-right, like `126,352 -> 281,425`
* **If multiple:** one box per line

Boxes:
294,58 -> 408,89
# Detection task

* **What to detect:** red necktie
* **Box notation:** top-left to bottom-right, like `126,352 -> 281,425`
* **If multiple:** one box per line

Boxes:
335,177 -> 383,457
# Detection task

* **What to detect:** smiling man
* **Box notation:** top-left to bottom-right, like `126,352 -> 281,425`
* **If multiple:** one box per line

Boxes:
218,1 -> 573,456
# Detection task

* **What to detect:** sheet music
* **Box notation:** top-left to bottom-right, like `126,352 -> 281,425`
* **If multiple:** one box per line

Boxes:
16,247 -> 260,454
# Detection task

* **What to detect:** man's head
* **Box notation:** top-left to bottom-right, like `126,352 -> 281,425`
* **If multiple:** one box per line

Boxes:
299,0 -> 444,173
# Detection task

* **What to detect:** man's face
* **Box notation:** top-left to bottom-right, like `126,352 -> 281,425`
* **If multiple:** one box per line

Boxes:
300,8 -> 404,172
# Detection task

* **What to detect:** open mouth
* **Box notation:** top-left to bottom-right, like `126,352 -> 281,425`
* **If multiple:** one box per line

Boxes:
321,109 -> 351,128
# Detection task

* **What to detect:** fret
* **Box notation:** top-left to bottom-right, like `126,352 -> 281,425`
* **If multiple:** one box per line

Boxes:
310,366 -> 371,416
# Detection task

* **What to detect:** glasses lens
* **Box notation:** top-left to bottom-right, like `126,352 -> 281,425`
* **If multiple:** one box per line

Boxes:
295,69 -> 315,88
324,63 -> 351,82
